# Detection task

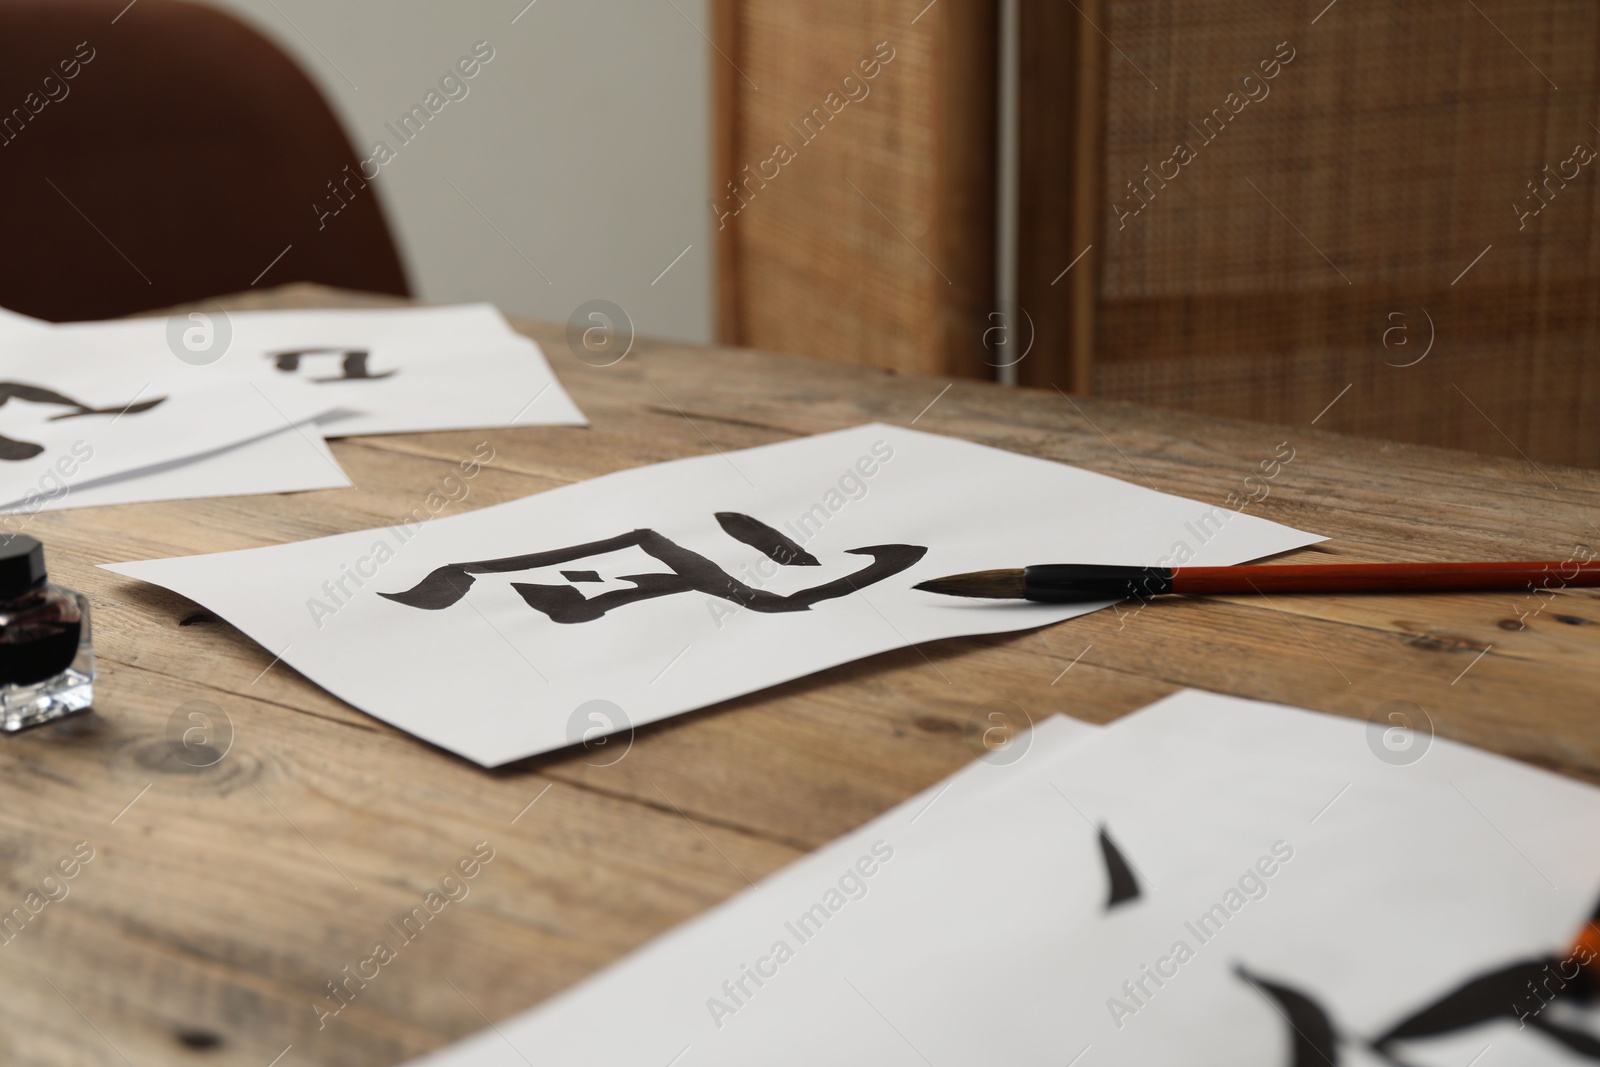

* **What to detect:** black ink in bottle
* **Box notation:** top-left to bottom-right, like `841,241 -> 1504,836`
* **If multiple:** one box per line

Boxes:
0,536 -> 92,730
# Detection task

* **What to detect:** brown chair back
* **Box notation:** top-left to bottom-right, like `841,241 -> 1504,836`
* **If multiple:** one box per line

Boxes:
0,0 -> 408,322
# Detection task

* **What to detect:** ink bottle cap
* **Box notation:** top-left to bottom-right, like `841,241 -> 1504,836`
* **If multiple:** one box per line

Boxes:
0,535 -> 94,731
0,535 -> 47,594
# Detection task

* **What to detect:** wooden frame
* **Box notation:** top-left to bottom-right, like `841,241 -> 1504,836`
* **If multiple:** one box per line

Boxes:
711,0 -> 741,346
1014,0 -> 1103,392
933,0 -> 1002,380
711,0 -> 999,378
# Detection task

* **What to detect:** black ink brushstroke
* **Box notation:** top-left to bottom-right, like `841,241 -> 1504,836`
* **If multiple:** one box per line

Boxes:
378,517 -> 927,624
1369,894 -> 1599,1060
560,570 -> 602,583
1236,897 -> 1600,1065
268,348 -> 395,382
1236,966 -> 1340,1067
1372,958 -> 1576,1046
1371,959 -> 1597,1059
1098,825 -> 1141,909
1526,1013 -> 1600,1059
510,545 -> 924,624
0,382 -> 166,461
513,570 -> 691,623
715,511 -> 820,566
47,398 -> 166,421
381,529 -> 667,610
0,439 -> 43,461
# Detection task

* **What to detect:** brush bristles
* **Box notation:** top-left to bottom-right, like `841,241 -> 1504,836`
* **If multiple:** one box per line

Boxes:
913,568 -> 1027,599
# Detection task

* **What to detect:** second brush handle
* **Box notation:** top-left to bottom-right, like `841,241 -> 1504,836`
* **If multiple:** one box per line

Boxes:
1019,561 -> 1600,600
1169,561 -> 1600,595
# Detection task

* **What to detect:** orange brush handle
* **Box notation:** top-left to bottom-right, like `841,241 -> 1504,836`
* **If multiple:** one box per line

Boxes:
1575,921 -> 1600,977
1170,561 -> 1600,596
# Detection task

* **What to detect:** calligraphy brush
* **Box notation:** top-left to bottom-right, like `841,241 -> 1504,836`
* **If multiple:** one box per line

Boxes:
913,561 -> 1600,603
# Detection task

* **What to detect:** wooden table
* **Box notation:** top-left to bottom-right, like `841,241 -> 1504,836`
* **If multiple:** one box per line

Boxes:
5,284 -> 1597,1066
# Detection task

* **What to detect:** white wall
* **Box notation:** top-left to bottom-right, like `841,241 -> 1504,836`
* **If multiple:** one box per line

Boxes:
205,0 -> 715,343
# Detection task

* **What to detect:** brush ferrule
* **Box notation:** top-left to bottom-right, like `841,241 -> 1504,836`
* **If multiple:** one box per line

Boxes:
1023,565 -> 1174,602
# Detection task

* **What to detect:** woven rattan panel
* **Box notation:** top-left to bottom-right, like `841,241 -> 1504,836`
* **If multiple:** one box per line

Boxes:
1091,1 -> 1600,467
721,1 -> 995,377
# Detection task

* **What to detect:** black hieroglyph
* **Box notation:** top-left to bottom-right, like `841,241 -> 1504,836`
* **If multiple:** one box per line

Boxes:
1236,967 -> 1343,1066
378,512 -> 927,624
1239,894 -> 1600,1065
267,348 -> 395,383
1099,825 -> 1142,910
0,382 -> 166,461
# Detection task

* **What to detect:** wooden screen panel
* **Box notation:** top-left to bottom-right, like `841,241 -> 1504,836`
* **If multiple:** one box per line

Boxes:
1022,0 -> 1600,467
1015,0 -> 1101,393
714,0 -> 998,378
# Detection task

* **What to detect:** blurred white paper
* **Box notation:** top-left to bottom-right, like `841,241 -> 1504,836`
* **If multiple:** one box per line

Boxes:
105,425 -> 1322,765
19,419 -> 351,512
27,303 -> 586,435
852,692 -> 1600,1067
389,710 -> 1111,1063
0,306 -> 50,335
0,374 -> 328,511
404,691 -> 1600,1067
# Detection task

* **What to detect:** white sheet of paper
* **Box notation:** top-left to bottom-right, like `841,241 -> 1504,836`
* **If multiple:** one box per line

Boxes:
13,419 -> 351,513
0,375 -> 327,511
852,692 -> 1600,1066
104,424 -> 1323,765
388,710 -> 1108,1064
0,306 -> 50,335
405,691 -> 1600,1067
24,304 -> 586,436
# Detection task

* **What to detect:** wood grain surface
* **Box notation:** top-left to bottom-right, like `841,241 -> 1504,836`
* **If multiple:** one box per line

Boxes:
2,283 -> 1596,1066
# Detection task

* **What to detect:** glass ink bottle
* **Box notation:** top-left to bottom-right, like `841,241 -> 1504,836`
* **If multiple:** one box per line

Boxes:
0,536 -> 93,731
